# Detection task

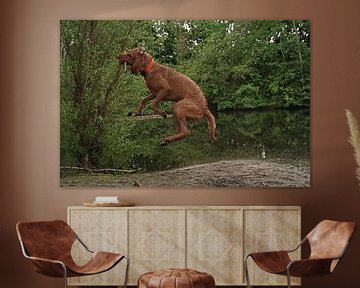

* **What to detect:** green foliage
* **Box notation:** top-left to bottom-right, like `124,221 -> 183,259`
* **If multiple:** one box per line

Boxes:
186,20 -> 310,110
60,20 -> 310,170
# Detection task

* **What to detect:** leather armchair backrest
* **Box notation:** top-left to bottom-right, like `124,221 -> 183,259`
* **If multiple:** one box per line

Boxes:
16,220 -> 77,262
307,220 -> 356,260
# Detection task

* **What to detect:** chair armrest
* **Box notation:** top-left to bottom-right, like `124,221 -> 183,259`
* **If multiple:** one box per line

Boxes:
247,250 -> 290,258
76,236 -> 94,253
25,255 -> 65,265
25,255 -> 67,277
246,251 -> 292,274
19,240 -> 67,277
285,237 -> 307,253
287,257 -> 336,277
245,236 -> 306,258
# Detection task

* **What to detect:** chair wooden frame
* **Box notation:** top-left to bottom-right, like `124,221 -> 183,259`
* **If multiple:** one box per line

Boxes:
16,220 -> 129,288
243,220 -> 356,288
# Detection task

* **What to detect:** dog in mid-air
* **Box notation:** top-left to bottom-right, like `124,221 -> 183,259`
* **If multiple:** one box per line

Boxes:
117,47 -> 216,146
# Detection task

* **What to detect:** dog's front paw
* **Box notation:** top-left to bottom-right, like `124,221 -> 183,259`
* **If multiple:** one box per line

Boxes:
160,139 -> 170,146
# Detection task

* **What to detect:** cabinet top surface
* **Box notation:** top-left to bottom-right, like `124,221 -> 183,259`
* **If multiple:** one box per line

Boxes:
68,205 -> 301,210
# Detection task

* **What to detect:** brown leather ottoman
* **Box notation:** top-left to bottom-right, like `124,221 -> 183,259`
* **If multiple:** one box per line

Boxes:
138,268 -> 215,288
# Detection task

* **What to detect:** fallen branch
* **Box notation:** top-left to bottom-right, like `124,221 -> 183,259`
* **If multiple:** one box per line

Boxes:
60,166 -> 141,174
130,114 -> 173,121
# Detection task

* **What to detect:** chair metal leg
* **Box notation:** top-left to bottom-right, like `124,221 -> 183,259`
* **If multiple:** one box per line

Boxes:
286,269 -> 292,288
244,255 -> 252,288
61,263 -> 68,288
123,255 -> 130,288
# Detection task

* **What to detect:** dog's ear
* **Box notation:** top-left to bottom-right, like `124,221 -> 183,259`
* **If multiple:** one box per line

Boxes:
139,47 -> 145,55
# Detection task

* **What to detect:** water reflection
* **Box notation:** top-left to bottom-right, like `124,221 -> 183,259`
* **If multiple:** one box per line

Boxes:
215,109 -> 310,160
125,109 -> 310,171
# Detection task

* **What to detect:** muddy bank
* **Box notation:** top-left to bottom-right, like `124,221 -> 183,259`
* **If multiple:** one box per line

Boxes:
61,159 -> 310,187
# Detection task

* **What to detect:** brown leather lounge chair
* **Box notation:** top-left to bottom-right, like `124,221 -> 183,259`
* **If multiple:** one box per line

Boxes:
16,220 -> 129,288
244,220 -> 356,288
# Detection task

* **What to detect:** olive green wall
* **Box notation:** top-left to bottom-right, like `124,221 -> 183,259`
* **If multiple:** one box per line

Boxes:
1,0 -> 360,287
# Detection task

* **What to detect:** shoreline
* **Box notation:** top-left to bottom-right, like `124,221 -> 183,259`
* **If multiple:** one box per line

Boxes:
61,159 -> 310,188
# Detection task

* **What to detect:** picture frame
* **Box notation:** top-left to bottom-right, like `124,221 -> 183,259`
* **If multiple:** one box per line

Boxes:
60,20 -> 310,188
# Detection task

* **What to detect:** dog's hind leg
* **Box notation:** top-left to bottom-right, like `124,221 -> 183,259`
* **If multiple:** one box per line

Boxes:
160,115 -> 190,146
160,100 -> 201,146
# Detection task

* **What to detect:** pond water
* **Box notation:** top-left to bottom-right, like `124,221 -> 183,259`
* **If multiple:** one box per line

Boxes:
214,108 -> 309,160
125,108 -> 310,172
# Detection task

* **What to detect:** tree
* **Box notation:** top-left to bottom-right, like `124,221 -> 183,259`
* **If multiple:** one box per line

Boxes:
60,20 -> 134,167
184,20 -> 310,110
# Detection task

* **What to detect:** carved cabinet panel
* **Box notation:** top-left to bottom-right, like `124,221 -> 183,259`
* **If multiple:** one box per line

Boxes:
187,209 -> 242,285
243,208 -> 301,286
68,206 -> 300,286
128,209 -> 186,283
67,208 -> 128,286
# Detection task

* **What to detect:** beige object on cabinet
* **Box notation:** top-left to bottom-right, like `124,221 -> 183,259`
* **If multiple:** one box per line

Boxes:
67,206 -> 301,286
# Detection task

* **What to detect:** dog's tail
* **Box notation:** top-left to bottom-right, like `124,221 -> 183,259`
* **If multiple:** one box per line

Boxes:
204,108 -> 216,143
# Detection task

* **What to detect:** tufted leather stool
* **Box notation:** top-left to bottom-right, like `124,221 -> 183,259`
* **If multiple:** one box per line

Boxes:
138,268 -> 215,288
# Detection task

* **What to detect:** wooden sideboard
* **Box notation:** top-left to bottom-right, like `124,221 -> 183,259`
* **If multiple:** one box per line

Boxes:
67,206 -> 301,286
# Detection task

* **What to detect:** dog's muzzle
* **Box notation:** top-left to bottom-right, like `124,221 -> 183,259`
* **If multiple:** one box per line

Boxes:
117,54 -> 128,65
117,54 -> 130,71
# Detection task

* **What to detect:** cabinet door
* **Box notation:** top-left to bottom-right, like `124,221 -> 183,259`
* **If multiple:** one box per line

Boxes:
128,209 -> 186,284
68,208 -> 128,286
187,209 -> 243,285
243,208 -> 301,286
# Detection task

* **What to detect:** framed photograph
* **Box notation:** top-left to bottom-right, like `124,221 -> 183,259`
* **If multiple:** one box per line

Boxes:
60,20 -> 310,187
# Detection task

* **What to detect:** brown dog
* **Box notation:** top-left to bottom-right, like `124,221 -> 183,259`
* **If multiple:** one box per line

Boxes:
118,47 -> 216,146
